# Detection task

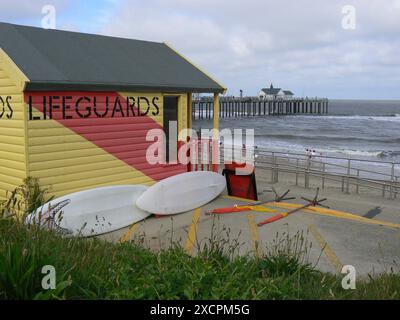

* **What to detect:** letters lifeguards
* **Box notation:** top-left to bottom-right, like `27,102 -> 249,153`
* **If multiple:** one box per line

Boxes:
26,93 -> 160,121
0,96 -> 13,119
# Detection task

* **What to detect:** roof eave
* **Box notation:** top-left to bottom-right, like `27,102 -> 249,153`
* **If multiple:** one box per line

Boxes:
24,82 -> 225,94
163,42 -> 227,94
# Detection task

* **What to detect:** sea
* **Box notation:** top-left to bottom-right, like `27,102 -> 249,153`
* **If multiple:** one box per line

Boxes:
193,99 -> 400,177
193,100 -> 400,161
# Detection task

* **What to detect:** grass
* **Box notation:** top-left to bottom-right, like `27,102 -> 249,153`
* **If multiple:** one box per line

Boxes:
0,178 -> 399,300
0,177 -> 53,220
1,218 -> 400,300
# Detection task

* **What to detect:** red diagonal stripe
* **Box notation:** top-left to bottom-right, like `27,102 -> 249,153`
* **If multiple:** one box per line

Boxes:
25,91 -> 186,181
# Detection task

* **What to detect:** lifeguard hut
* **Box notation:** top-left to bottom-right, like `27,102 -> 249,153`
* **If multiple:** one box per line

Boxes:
0,22 -> 226,200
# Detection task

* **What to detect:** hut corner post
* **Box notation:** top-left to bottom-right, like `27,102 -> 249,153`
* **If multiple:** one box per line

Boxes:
212,93 -> 220,172
187,93 -> 193,172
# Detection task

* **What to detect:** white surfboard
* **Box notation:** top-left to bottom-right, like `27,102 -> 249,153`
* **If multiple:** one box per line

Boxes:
25,185 -> 150,237
136,171 -> 226,215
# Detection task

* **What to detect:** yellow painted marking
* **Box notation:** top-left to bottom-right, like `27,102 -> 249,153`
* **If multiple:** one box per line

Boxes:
216,205 -> 276,213
268,202 -> 400,229
185,208 -> 202,255
308,223 -> 342,273
119,223 -> 140,243
223,195 -> 258,203
242,205 -> 276,213
224,195 -> 400,228
247,214 -> 262,258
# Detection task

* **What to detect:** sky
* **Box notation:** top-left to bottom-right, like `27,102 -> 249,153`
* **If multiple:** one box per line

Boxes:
1,0 -> 400,99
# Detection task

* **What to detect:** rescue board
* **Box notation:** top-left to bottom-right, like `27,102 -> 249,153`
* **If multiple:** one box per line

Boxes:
136,171 -> 226,215
25,185 -> 150,237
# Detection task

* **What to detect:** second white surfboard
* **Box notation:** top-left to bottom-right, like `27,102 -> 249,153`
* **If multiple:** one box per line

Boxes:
136,171 -> 226,215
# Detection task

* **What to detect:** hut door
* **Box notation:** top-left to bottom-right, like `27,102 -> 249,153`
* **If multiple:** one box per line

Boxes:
163,96 -> 179,163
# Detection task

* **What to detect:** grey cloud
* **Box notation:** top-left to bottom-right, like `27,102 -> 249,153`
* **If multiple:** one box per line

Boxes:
97,0 -> 400,98
1,0 -> 399,98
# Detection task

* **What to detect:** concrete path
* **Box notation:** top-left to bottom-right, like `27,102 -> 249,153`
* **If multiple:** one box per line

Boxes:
99,182 -> 400,277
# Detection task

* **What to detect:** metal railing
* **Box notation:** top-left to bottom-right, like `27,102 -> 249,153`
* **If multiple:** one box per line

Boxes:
188,141 -> 400,199
219,147 -> 400,199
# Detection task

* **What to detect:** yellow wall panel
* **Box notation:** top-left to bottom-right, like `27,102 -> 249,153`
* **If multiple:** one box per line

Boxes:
51,175 -> 155,198
29,155 -> 117,171
28,141 -> 100,154
48,171 -> 155,195
30,159 -> 130,178
0,166 -> 26,180
0,135 -> 24,146
1,158 -> 26,171
0,94 -> 23,103
0,87 -> 21,95
29,147 -> 106,162
178,93 -> 188,136
0,142 -> 25,154
0,173 -> 24,189
0,50 -> 27,202
38,165 -> 147,186
0,150 -> 25,163
0,79 -> 13,86
0,126 -> 25,137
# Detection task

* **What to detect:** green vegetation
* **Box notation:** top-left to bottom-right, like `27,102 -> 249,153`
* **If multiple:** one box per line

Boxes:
0,178 -> 399,300
1,218 -> 399,300
0,177 -> 52,220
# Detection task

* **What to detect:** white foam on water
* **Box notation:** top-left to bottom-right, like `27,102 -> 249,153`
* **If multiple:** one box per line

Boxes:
290,114 -> 400,122
255,139 -> 393,162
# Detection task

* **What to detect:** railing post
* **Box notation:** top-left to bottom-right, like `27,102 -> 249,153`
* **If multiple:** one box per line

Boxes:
390,162 -> 395,199
322,163 -> 325,189
346,159 -> 351,194
271,152 -> 276,183
382,184 -> 386,198
305,156 -> 310,188
356,169 -> 360,194
295,158 -> 299,186
212,93 -> 219,172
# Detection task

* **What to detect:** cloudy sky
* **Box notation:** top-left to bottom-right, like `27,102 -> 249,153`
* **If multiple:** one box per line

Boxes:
1,0 -> 400,99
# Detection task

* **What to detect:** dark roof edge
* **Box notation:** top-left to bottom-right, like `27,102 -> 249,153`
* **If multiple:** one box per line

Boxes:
0,22 -> 163,46
163,42 -> 227,93
25,82 -> 225,94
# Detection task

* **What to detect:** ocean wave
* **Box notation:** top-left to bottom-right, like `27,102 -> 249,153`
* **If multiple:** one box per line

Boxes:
255,140 -> 400,160
293,146 -> 385,158
337,149 -> 385,158
291,114 -> 400,122
307,148 -> 400,160
255,133 -> 400,144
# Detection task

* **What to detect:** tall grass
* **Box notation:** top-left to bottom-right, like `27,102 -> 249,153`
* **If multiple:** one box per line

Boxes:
0,177 -> 52,220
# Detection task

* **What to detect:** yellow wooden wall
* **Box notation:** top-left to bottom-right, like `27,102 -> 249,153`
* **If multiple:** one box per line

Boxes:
26,92 -> 189,198
0,49 -> 28,201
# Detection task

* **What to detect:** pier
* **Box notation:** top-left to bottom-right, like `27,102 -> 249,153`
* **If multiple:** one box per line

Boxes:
192,97 -> 329,119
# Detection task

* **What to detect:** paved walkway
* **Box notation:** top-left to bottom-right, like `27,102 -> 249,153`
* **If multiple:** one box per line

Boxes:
99,184 -> 400,277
